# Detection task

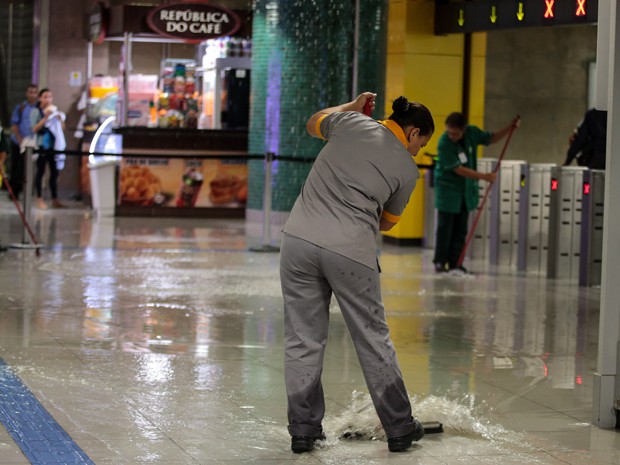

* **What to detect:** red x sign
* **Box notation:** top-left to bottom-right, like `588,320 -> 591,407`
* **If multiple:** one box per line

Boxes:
576,0 -> 586,16
544,0 -> 555,18
583,182 -> 591,195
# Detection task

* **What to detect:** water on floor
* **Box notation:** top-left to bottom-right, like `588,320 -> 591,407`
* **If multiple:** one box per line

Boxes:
0,200 -> 617,464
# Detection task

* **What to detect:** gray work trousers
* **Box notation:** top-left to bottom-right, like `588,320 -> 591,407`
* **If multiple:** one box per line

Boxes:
280,234 -> 415,439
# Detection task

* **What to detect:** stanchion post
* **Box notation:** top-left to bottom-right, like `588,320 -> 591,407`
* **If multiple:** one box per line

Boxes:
250,152 -> 280,253
22,147 -> 34,245
262,152 -> 274,245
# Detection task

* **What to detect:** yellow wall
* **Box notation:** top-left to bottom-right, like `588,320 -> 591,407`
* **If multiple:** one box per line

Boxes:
383,0 -> 486,241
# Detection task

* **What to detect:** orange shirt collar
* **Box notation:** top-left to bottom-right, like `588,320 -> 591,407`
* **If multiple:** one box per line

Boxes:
379,119 -> 408,147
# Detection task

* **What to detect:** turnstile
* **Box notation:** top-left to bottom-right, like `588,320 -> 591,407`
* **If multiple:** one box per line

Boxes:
517,163 -> 558,274
468,158 -> 496,263
489,160 -> 527,268
579,169 -> 605,287
547,166 -> 587,281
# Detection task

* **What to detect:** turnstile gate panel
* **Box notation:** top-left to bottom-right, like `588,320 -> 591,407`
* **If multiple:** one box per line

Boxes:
517,164 -> 557,274
547,167 -> 587,281
579,170 -> 605,287
468,158 -> 496,263
490,160 -> 526,267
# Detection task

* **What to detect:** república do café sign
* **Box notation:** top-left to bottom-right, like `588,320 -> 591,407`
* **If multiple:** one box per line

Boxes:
146,1 -> 241,43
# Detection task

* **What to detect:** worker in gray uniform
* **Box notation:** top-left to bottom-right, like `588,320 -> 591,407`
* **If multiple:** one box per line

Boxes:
280,92 -> 435,453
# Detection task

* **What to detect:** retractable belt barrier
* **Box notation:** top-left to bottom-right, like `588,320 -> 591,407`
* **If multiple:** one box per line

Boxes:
21,147 -> 604,287
15,147 -> 433,254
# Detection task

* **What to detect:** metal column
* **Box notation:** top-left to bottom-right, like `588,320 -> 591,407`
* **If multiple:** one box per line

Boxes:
579,170 -> 605,287
547,166 -> 587,281
517,163 -> 557,274
423,169 -> 436,249
593,0 -> 620,429
490,160 -> 526,268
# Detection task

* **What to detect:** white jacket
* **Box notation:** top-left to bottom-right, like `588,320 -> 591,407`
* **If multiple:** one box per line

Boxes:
44,111 -> 67,170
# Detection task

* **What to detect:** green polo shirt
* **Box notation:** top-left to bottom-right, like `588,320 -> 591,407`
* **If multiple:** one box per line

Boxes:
434,125 -> 492,213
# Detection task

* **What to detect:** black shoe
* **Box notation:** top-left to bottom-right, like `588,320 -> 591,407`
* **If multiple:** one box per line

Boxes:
434,262 -> 447,273
0,245 -> 8,253
387,419 -> 424,452
291,433 -> 325,453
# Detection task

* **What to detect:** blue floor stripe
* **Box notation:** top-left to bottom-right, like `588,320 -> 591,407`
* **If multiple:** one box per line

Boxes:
0,358 -> 94,464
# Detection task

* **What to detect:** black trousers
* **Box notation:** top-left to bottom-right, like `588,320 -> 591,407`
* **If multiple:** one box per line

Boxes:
433,202 -> 469,269
35,152 -> 59,199
9,142 -> 24,197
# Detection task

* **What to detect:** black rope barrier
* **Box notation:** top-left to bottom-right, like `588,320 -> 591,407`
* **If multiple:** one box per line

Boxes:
37,148 -> 435,169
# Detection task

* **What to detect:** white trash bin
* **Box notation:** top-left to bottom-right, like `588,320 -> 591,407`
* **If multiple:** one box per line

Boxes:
88,160 -> 118,217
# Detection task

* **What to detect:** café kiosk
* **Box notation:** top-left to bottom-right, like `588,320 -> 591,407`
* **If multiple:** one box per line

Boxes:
88,1 -> 252,218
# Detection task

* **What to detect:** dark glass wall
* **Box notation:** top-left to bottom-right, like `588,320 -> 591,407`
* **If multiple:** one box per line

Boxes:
248,0 -> 388,212
0,1 -> 35,125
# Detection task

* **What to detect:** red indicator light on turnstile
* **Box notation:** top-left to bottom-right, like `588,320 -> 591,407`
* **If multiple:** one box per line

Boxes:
544,0 -> 555,18
583,182 -> 591,195
576,0 -> 586,16
576,375 -> 583,385
551,178 -> 558,191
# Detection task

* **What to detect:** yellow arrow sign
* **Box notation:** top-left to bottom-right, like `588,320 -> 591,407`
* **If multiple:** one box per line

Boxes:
517,2 -> 525,20
490,5 -> 497,23
458,9 -> 465,26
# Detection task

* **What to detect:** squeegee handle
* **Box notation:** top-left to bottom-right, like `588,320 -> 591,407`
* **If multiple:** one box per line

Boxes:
456,117 -> 519,268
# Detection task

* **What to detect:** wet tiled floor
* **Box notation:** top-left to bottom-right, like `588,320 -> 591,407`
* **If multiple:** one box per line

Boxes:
0,198 -> 617,464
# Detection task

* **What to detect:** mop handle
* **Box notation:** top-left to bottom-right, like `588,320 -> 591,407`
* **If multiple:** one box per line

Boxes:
456,119 -> 519,268
0,166 -> 40,252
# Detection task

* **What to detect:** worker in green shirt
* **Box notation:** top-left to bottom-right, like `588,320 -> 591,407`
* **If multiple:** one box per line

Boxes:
433,112 -> 520,273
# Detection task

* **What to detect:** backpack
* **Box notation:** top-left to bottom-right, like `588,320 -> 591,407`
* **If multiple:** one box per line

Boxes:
37,106 -> 55,150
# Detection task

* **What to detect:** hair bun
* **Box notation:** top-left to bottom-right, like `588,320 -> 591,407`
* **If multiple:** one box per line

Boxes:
392,96 -> 409,114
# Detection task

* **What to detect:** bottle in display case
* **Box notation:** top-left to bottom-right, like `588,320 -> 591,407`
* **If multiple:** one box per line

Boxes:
157,58 -> 201,129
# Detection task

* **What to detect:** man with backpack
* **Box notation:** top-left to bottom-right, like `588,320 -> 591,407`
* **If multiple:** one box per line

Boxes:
9,84 -> 39,199
564,108 -> 608,170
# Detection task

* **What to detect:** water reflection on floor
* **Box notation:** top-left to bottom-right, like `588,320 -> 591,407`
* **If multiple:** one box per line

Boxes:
0,201 -> 617,464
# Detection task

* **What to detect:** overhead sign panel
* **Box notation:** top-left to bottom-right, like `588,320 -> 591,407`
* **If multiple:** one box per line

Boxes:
435,0 -> 598,35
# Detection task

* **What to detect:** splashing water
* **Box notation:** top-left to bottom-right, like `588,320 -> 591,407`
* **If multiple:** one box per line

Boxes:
322,391 -> 523,446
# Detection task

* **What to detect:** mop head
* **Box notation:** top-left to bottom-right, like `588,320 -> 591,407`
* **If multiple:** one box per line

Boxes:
329,391 -> 386,441
325,391 -> 524,442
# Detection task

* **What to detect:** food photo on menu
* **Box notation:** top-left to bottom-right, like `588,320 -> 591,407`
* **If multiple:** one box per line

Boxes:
118,158 -> 247,208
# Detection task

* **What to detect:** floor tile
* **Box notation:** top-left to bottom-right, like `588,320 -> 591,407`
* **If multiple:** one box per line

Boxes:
0,201 -> 615,465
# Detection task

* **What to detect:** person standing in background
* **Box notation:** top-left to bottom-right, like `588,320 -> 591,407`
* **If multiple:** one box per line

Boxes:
9,84 -> 39,199
564,108 -> 607,170
30,88 -> 67,209
433,112 -> 520,274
